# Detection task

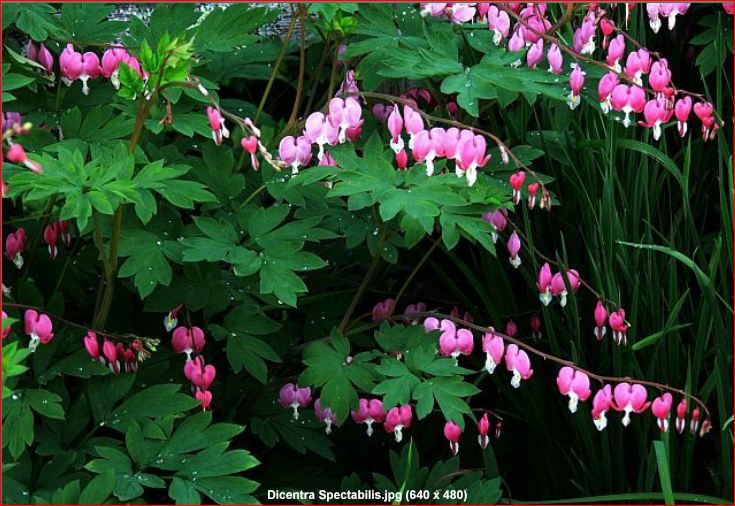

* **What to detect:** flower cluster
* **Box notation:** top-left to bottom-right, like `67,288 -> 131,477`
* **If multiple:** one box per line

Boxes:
58,44 -> 144,95
43,220 -> 71,260
536,262 -> 581,307
84,331 -> 147,374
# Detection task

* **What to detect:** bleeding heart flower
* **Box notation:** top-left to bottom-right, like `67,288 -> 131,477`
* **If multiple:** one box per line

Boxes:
314,398 -> 338,434
24,309 -> 54,352
103,338 -> 120,374
84,330 -> 101,361
279,383 -> 312,420
651,392 -> 673,431
351,398 -> 386,436
509,171 -> 526,204
593,300 -> 607,340
43,223 -> 60,259
443,420 -> 462,454
507,230 -> 521,268
372,298 -> 395,321
547,43 -> 563,74
171,326 -> 205,359
482,328 -> 504,374
608,308 -> 628,345
675,398 -> 687,433
606,35 -> 625,71
478,413 -> 491,448
674,96 -> 692,137
384,405 -> 412,442
612,383 -> 651,426
504,344 -> 533,388
537,263 -> 553,306
567,64 -> 586,110
591,384 -> 613,430
5,228 -> 27,269
195,390 -> 213,411
557,367 -> 592,413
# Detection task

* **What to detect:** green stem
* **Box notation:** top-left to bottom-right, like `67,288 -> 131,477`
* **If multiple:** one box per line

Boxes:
285,6 -> 307,129
254,10 -> 298,124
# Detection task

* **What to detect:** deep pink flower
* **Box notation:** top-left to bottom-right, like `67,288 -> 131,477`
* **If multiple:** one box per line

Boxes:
624,49 -> 651,85
482,210 -> 507,243
185,356 -> 216,391
647,3 -> 663,32
550,269 -> 580,307
446,3 -> 475,24
206,107 -> 229,146
59,44 -> 83,84
351,398 -> 386,436
327,97 -> 362,143
403,302 -> 427,324
537,262 -> 553,305
504,344 -> 533,388
674,96 -> 692,137
507,231 -> 521,268
304,112 -> 337,161
547,43 -> 563,74
649,60 -> 671,93
1,311 -> 11,339
195,390 -> 212,411
438,323 -> 474,360
505,320 -> 518,338
659,3 -> 689,30
171,326 -> 205,359
6,143 -> 42,173
28,42 -> 54,75
387,106 -> 404,153
606,35 -> 625,70
608,308 -> 628,345
395,148 -> 408,170
279,383 -> 312,419
675,398 -> 687,433
724,2 -> 735,14
5,228 -> 27,269
278,135 -> 312,174
593,300 -> 607,340
693,101 -> 718,140
612,383 -> 651,426
638,98 -> 671,141
526,39 -> 544,69
509,170 -> 526,205
101,47 -> 129,88
372,103 -> 393,123
487,7 -> 511,45
314,398 -> 338,434
598,72 -> 619,114
567,64 -> 585,110
83,330 -> 100,360
591,384 -> 613,430
651,392 -> 673,432
610,84 -> 646,128
102,338 -> 120,374
527,183 -> 539,209
690,406 -> 700,434
477,413 -> 490,448
482,329 -> 504,374
43,223 -> 60,259
444,420 -> 462,455
384,405 -> 412,442
23,309 -> 54,352
241,135 -> 259,170
455,131 -> 490,186
557,367 -> 592,413
573,16 -> 597,55
403,104 -> 424,148
423,317 -> 440,332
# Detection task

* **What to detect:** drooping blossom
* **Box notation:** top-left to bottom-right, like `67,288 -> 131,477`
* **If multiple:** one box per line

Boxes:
100,47 -> 130,88
443,420 -> 462,455
6,143 -> 43,173
372,298 -> 395,322
304,112 -> 338,162
608,308 -> 628,345
206,107 -> 229,146
530,314 -> 542,339
567,64 -> 585,110
327,97 -> 363,144
537,262 -> 553,306
689,406 -> 700,435
103,338 -> 120,374
372,103 -> 393,123
24,309 -> 54,352
278,135 -> 312,174
403,302 -> 427,325
184,355 -> 216,391
5,228 -> 27,269
163,304 -> 183,332
598,72 -> 619,114
675,398 -> 687,433
279,383 -> 312,420
455,130 -> 490,186
481,209 -> 507,243
693,101 -> 718,141
478,413 -> 490,449
395,149 -> 408,170
527,183 -> 539,209
624,49 -> 652,85
593,300 -> 607,340
547,44 -> 563,74
84,330 -> 101,361
43,223 -> 60,259
505,320 -> 518,338
591,384 -> 613,430
59,44 -> 82,85
482,329 -> 504,374
504,344 -> 533,388
403,104 -> 424,149
610,84 -> 646,128
674,97 -> 692,137
351,398 -> 386,436
387,106 -> 404,153
27,42 -> 54,75
509,171 -> 526,205
507,230 -> 521,268
638,98 -> 672,141
606,35 -> 625,71
446,3 -> 476,24
550,269 -> 580,307
573,14 -> 597,55
241,135 -> 259,170
384,404 -> 412,442
651,392 -> 673,432
648,60 -> 672,96
526,39 -> 544,69
314,398 -> 338,434
556,367 -> 592,413
423,317 -> 441,332
438,321 -> 474,361
171,326 -> 205,359
195,390 -> 212,411
612,383 -> 650,426
1,311 -> 11,339
487,6 -> 511,45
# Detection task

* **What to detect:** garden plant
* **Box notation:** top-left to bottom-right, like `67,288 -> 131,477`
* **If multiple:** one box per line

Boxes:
1,2 -> 733,504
